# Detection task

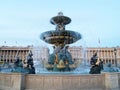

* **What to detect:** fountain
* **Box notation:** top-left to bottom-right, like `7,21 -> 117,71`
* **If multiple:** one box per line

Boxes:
40,12 -> 81,72
0,12 -> 120,90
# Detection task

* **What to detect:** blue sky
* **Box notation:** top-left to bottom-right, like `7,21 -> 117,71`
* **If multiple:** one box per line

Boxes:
0,0 -> 120,47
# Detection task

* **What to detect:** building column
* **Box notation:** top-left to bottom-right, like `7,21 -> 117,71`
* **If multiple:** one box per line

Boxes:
87,50 -> 90,63
9,50 -> 11,63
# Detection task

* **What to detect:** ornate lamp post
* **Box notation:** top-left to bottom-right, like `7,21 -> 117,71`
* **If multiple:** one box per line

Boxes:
114,48 -> 117,67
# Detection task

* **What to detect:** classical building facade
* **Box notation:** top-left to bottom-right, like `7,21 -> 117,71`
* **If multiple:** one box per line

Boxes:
0,46 -> 120,66
68,46 -> 120,66
0,46 -> 49,64
0,46 -> 31,63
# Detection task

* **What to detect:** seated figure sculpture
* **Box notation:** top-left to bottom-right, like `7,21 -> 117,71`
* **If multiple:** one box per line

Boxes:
12,56 -> 25,73
89,52 -> 103,74
12,51 -> 35,74
14,56 -> 23,69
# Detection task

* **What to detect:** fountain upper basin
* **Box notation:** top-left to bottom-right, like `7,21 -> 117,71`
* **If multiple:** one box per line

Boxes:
40,30 -> 81,45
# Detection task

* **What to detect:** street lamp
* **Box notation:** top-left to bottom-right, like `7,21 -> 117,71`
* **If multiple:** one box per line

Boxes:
114,48 -> 117,67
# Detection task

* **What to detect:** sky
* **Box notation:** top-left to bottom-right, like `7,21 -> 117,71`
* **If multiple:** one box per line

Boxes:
0,0 -> 120,48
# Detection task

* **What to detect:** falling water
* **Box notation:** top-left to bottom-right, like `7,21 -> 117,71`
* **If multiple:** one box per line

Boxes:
73,46 -> 89,74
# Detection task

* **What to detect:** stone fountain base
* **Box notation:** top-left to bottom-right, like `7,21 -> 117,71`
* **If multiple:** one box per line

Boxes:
0,72 -> 120,90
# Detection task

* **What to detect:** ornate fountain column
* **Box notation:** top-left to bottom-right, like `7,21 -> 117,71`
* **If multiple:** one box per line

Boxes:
40,12 -> 81,71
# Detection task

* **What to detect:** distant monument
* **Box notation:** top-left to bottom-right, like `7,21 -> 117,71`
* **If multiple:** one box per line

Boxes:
89,52 -> 103,74
40,12 -> 82,71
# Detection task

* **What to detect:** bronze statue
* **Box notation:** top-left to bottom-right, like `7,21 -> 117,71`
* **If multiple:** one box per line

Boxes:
26,50 -> 35,74
89,52 -> 103,74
